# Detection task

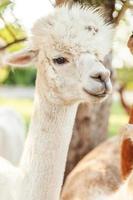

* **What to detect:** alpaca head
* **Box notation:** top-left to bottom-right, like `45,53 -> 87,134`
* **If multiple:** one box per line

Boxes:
6,5 -> 113,105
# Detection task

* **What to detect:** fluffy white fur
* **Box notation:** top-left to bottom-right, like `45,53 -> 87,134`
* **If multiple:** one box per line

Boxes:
32,5 -> 113,62
0,4 -> 113,200
0,107 -> 25,164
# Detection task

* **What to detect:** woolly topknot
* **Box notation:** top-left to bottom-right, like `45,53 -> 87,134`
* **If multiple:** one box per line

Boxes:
31,4 -> 114,59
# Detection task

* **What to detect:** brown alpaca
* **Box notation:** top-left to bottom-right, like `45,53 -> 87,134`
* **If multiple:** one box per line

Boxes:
109,119 -> 133,200
61,136 -> 121,200
61,108 -> 133,200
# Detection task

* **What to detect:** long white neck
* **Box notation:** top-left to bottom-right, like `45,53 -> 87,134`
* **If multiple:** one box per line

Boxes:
18,90 -> 78,200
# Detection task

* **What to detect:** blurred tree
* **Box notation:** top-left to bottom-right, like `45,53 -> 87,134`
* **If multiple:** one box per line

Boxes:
55,0 -> 133,179
0,0 -> 11,13
0,0 -> 26,53
0,0 -> 36,86
4,67 -> 36,86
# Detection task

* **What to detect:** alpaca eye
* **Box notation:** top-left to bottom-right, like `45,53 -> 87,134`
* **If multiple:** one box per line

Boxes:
53,57 -> 68,65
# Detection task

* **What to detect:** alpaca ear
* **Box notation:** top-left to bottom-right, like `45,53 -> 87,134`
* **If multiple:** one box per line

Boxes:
4,49 -> 38,67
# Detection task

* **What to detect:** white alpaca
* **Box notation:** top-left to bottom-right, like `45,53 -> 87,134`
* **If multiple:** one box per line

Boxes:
0,4 -> 113,200
0,107 -> 25,164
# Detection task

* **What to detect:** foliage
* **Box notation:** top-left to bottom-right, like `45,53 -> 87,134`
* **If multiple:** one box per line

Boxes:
117,68 -> 133,90
0,0 -> 29,86
0,67 -> 9,82
0,0 -> 12,14
2,67 -> 36,86
0,23 -> 26,45
0,0 -> 26,52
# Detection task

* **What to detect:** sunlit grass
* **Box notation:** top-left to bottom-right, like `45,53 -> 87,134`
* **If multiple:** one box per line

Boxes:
0,98 -> 129,136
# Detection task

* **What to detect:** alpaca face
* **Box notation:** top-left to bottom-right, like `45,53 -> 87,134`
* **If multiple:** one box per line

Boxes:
35,48 -> 112,105
6,5 -> 113,105
32,5 -> 113,105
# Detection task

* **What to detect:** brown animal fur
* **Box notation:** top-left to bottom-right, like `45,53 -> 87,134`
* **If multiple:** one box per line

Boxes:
62,108 -> 133,200
61,136 -> 121,200
129,107 -> 133,124
127,34 -> 133,55
121,107 -> 133,179
121,138 -> 133,180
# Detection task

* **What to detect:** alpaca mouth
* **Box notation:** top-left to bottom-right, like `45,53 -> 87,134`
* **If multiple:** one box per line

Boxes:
83,88 -> 107,98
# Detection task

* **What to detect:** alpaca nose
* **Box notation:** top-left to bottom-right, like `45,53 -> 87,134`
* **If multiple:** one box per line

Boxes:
90,69 -> 110,83
90,69 -> 112,94
78,53 -> 112,96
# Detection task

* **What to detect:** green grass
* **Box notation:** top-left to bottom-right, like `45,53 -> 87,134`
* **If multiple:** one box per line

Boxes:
0,98 -> 129,137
